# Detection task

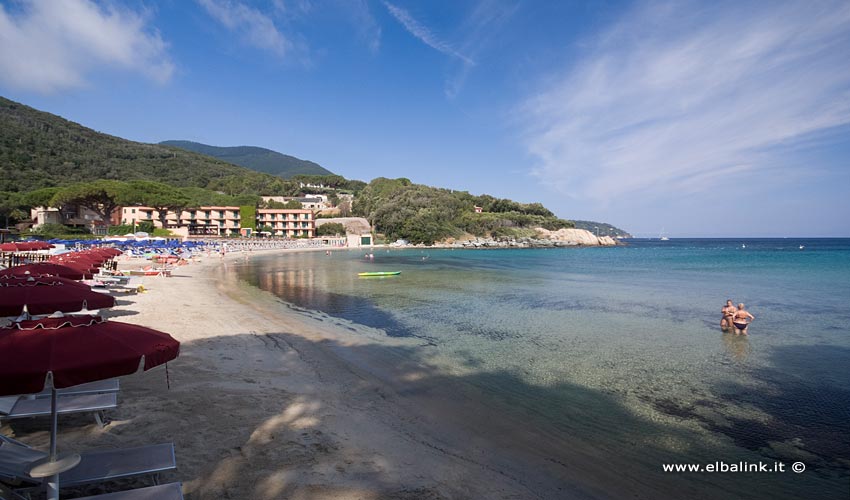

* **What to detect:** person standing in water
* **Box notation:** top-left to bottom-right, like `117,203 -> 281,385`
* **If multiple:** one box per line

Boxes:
721,300 -> 737,331
733,303 -> 755,334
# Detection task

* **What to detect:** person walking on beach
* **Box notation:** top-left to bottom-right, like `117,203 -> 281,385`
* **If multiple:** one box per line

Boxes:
733,303 -> 755,334
721,300 -> 737,330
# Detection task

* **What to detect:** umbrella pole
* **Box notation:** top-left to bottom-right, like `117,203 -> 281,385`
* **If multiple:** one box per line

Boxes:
47,387 -> 59,500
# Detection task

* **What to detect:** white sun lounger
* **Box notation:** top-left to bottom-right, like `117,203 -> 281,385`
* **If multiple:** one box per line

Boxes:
0,393 -> 117,428
0,436 -> 177,497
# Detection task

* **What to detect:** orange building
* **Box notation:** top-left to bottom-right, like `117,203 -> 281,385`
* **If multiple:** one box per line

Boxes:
256,209 -> 314,238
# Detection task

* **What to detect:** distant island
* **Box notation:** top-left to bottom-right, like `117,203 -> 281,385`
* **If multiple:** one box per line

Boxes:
159,140 -> 333,179
0,95 -> 630,245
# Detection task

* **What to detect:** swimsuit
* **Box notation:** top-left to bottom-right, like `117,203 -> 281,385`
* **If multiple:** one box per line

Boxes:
733,321 -> 749,330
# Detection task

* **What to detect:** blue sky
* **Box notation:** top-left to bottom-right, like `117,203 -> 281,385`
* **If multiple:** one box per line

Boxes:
1,0 -> 848,237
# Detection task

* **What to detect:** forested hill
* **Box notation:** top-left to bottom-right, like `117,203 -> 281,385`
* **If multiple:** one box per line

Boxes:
0,96 -> 288,193
160,140 -> 332,178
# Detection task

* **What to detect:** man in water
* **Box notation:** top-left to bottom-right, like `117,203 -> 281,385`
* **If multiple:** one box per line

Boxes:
733,303 -> 755,334
721,300 -> 736,330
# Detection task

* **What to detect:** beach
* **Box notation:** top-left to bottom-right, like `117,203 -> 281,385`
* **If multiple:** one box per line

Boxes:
1,249 -> 581,499
4,241 -> 848,500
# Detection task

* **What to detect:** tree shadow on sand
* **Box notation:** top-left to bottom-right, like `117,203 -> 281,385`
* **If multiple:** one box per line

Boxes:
139,333 -> 850,499
4,333 -> 847,500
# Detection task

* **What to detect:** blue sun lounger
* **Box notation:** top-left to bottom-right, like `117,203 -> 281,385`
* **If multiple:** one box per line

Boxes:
0,436 -> 177,498
0,393 -> 117,428
74,482 -> 183,499
32,379 -> 120,399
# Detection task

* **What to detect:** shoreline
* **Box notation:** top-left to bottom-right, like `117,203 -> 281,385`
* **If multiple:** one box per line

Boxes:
4,246 -> 842,499
4,250 -> 566,498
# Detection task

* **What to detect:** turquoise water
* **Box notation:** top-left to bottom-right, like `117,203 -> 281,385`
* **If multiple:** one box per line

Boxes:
233,239 -> 850,499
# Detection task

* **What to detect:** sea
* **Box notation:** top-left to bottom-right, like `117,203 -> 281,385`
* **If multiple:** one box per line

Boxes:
229,238 -> 850,499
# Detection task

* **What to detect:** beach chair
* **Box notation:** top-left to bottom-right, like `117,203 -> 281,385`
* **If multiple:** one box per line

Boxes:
73,482 -> 183,499
31,380 -> 120,399
0,436 -> 177,498
0,393 -> 117,428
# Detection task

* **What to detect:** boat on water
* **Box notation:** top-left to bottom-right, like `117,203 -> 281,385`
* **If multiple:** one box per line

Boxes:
358,271 -> 401,277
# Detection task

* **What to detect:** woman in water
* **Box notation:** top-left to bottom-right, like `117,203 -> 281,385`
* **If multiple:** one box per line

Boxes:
733,303 -> 755,335
721,300 -> 737,331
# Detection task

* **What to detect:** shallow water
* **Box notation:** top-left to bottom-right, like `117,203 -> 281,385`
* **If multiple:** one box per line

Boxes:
231,239 -> 850,498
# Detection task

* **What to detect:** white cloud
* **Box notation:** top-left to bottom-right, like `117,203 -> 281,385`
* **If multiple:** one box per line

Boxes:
0,0 -> 174,93
349,0 -> 382,54
197,0 -> 291,56
522,1 -> 850,202
383,0 -> 516,97
382,1 -> 474,65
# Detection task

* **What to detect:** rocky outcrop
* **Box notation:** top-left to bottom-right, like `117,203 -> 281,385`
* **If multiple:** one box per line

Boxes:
534,228 -> 616,246
444,228 -> 617,249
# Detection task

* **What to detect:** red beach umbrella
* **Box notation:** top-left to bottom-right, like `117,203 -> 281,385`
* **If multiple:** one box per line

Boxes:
54,254 -> 104,264
18,241 -> 52,250
0,315 -> 179,395
0,315 -> 180,499
0,278 -> 114,316
0,275 -> 94,291
50,258 -> 102,272
89,248 -> 121,257
0,263 -> 92,280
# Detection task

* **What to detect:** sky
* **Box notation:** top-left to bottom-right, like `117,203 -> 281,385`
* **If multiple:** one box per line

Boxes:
0,0 -> 848,237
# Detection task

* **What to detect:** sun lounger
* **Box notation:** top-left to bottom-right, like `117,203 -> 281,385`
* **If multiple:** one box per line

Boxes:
73,482 -> 183,499
124,269 -> 171,277
0,393 -> 117,428
31,380 -> 120,399
0,437 -> 176,496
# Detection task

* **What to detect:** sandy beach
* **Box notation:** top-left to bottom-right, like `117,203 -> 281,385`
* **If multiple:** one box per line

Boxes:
3,249 -> 594,499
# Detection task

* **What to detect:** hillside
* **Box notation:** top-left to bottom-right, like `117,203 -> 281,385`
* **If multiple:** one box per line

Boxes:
160,140 -> 332,178
572,220 -> 632,238
0,96 -> 287,193
352,177 -> 576,244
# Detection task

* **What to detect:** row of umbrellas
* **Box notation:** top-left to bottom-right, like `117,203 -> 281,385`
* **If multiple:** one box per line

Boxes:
0,241 -> 54,252
0,252 -> 180,499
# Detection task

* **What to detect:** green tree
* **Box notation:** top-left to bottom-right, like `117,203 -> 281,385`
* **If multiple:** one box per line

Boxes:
0,191 -> 26,228
22,187 -> 61,208
122,180 -> 190,229
262,199 -> 288,209
328,193 -> 340,207
240,204 -> 256,231
316,222 -> 345,236
51,180 -> 128,230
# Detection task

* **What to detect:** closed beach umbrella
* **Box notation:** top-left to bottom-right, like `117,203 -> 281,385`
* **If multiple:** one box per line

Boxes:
0,314 -> 180,499
0,263 -> 92,280
0,278 -> 114,316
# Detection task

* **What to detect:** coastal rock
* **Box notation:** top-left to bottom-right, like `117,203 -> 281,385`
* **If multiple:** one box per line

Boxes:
451,230 -> 616,249
534,228 -> 616,246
